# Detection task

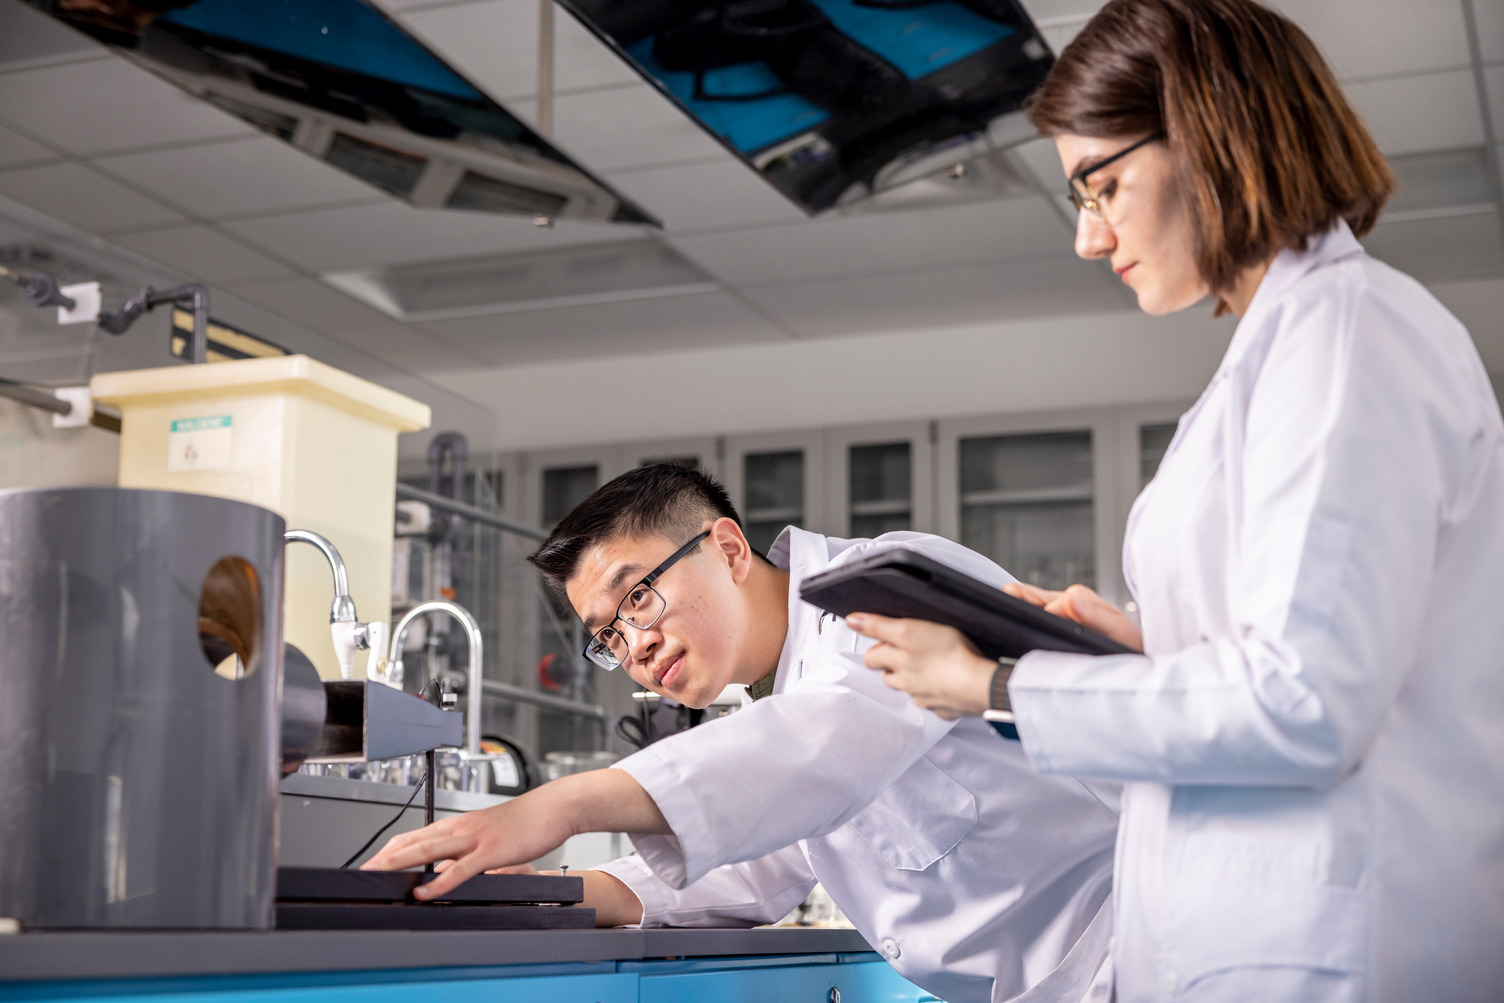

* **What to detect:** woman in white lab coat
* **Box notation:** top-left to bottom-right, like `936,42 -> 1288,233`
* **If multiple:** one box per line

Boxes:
848,1 -> 1504,1001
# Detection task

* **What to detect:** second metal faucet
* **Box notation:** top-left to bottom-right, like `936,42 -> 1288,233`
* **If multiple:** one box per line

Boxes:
388,600 -> 484,757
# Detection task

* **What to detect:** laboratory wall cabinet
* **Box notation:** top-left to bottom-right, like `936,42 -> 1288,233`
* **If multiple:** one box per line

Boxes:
502,405 -> 1187,614
935,403 -> 1186,608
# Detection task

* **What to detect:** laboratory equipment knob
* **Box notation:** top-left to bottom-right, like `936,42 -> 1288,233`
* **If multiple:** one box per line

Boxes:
828,988 -> 841,1003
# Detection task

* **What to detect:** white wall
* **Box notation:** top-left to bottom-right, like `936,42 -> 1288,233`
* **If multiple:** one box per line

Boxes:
429,274 -> 1504,453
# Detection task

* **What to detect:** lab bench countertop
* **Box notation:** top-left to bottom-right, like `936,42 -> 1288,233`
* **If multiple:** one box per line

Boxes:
0,926 -> 875,982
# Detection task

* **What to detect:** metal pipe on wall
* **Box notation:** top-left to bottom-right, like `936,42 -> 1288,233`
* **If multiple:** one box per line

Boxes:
395,482 -> 546,541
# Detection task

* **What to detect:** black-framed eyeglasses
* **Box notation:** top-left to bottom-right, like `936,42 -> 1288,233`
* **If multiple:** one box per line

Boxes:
582,530 -> 712,671
1068,132 -> 1163,221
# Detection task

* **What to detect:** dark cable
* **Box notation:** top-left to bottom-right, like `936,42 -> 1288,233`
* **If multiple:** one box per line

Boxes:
339,768 -> 429,870
336,680 -> 444,868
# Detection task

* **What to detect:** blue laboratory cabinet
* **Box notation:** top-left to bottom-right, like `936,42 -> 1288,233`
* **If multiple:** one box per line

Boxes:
0,930 -> 938,1003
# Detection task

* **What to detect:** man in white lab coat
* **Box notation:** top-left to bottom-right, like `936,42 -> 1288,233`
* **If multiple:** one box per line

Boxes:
365,464 -> 1119,1003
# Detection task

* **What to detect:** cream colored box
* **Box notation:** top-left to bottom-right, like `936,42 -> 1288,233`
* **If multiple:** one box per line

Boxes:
92,356 -> 431,679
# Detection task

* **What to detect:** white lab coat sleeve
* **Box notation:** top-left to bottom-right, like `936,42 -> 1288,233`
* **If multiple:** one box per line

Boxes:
613,648 -> 955,888
1010,275 -> 1471,788
594,845 -> 817,929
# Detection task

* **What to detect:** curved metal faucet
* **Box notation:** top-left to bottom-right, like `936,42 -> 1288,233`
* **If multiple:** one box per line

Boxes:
389,600 -> 484,756
284,529 -> 357,624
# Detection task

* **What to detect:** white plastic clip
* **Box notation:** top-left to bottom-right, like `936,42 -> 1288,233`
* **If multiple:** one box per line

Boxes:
51,386 -> 92,429
56,282 -> 101,325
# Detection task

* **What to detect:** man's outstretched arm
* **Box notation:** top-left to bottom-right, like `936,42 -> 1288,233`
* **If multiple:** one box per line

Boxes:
362,767 -> 669,901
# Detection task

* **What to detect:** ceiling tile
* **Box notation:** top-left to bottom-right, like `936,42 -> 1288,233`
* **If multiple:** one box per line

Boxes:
604,160 -> 805,232
417,289 -> 786,366
399,0 -> 638,103
553,6 -> 648,91
205,289 -> 399,382
0,0 -> 102,71
227,276 -> 397,333
1039,23 -> 1085,54
399,0 -> 536,100
222,200 -> 639,272
1347,70 -> 1485,155
1009,137 -> 1073,198
94,135 -> 381,219
110,224 -> 295,284
330,323 -> 487,371
1364,210 -> 1504,284
511,83 -> 726,172
0,56 -> 252,157
0,119 -> 56,169
1486,65 -> 1503,137
1018,0 -> 1106,23
0,161 -> 182,232
1474,0 -> 1504,64
668,197 -> 1071,287
1265,0 -> 1469,81
739,256 -> 1127,338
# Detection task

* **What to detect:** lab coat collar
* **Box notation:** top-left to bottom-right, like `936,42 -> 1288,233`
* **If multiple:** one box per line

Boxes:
1244,219 -> 1363,321
759,525 -> 831,701
1147,221 -> 1365,483
1220,220 -> 1365,373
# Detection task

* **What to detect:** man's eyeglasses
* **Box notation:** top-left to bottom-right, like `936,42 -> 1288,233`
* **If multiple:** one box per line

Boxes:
1068,132 -> 1163,221
582,530 -> 711,671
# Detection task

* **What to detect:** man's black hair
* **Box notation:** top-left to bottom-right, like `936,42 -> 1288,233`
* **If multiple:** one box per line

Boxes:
528,463 -> 754,606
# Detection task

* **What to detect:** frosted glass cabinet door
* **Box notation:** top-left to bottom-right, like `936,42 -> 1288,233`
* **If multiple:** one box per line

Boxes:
743,450 -> 805,554
956,430 -> 1095,591
826,421 -> 935,538
724,431 -> 828,554
850,442 -> 913,537
543,465 -> 600,526
520,446 -> 626,528
623,438 -> 722,479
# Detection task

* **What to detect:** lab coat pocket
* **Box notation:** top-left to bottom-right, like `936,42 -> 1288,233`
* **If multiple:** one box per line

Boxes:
1164,832 -> 1367,994
845,754 -> 977,871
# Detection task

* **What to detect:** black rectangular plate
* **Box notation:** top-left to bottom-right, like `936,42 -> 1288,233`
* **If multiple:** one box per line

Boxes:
276,903 -> 597,931
277,867 -> 584,905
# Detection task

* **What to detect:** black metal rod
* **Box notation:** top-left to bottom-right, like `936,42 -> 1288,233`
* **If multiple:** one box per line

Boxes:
481,678 -> 608,722
424,748 -> 437,870
395,483 -> 547,541
0,379 -> 70,416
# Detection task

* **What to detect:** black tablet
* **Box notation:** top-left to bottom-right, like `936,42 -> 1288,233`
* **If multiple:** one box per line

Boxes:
799,548 -> 1139,661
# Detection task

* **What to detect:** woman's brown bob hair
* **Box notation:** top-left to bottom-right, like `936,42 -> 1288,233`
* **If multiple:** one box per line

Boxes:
1027,0 -> 1394,300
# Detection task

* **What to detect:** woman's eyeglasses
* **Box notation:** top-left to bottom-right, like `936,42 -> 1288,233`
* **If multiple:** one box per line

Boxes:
1068,132 -> 1164,221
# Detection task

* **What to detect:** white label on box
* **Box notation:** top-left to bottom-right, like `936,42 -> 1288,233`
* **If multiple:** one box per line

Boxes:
491,756 -> 521,789
168,415 -> 233,472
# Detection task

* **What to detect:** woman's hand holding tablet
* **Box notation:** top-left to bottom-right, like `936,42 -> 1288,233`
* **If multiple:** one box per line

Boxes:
848,614 -> 997,720
999,582 -> 1143,654
800,547 -> 1141,726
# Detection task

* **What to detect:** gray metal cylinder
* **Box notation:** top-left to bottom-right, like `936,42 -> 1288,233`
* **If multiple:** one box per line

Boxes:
0,487 -> 284,930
